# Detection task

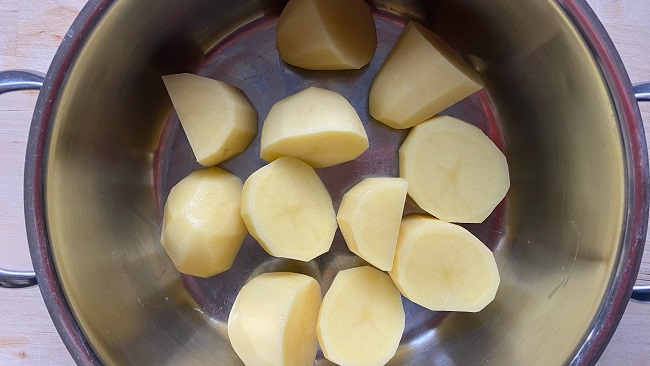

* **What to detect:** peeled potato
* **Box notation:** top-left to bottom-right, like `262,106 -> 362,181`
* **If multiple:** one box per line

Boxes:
260,87 -> 369,168
162,73 -> 257,166
337,178 -> 408,271
320,255 -> 370,293
228,272 -> 322,366
161,168 -> 247,278
369,21 -> 484,129
317,266 -> 405,366
241,156 -> 337,261
276,0 -> 377,70
400,116 -> 509,223
390,215 -> 500,312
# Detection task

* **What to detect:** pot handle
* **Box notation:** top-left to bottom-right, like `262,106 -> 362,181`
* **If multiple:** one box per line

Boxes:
0,70 -> 44,289
635,82 -> 650,102
632,82 -> 650,302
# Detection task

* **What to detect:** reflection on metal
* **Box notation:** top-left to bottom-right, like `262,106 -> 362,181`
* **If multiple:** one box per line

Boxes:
0,70 -> 43,288
21,0 -> 647,365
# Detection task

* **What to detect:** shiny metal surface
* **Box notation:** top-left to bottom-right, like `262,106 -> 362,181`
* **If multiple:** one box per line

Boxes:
0,70 -> 42,288
0,268 -> 37,288
0,70 -> 45,94
632,285 -> 650,302
635,82 -> 650,101
632,83 -> 650,302
23,0 -> 647,366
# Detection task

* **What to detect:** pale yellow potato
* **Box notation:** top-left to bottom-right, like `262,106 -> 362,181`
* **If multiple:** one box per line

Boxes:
320,254 -> 369,293
390,215 -> 500,312
276,0 -> 377,70
241,156 -> 337,261
160,168 -> 247,278
228,272 -> 322,366
317,266 -> 405,366
337,178 -> 408,271
162,73 -> 257,166
400,116 -> 510,223
369,21 -> 484,129
260,87 -> 369,168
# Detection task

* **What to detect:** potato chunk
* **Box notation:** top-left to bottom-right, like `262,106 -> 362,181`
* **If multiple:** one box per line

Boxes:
317,266 -> 405,366
228,272 -> 322,366
389,215 -> 500,312
337,178 -> 408,271
400,116 -> 510,223
161,168 -> 247,277
369,21 -> 483,129
276,0 -> 377,70
162,73 -> 257,166
260,87 -> 369,168
241,156 -> 337,261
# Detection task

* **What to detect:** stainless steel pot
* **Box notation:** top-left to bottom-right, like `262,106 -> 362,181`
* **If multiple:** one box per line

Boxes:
1,0 -> 649,365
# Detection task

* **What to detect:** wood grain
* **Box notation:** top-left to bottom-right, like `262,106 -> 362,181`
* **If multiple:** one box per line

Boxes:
1,1 -> 86,364
0,0 -> 648,365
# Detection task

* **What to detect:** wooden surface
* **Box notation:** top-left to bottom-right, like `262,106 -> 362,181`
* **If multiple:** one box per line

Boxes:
0,0 -> 648,365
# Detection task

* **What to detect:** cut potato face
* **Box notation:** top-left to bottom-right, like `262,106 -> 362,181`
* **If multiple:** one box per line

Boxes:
228,272 -> 322,366
161,168 -> 247,278
317,266 -> 405,366
241,156 -> 337,261
320,255 -> 370,293
400,116 -> 509,223
162,73 -> 257,166
260,87 -> 369,168
337,178 -> 408,271
390,215 -> 500,312
369,21 -> 484,129
276,0 -> 377,70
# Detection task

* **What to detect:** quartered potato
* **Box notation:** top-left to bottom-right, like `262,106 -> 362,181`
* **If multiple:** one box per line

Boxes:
241,157 -> 337,261
228,272 -> 322,366
161,168 -> 247,278
337,178 -> 408,271
369,21 -> 484,129
400,116 -> 510,223
390,215 -> 500,312
317,266 -> 405,366
276,0 -> 377,70
162,73 -> 257,166
260,87 -> 369,168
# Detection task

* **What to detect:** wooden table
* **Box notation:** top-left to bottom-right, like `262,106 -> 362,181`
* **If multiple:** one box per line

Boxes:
0,0 -> 648,365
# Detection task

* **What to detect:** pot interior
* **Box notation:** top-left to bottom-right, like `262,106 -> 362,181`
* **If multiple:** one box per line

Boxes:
44,0 -> 629,365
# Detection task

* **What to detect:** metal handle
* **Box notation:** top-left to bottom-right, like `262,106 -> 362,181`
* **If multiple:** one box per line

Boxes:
0,70 -> 44,289
634,82 -> 650,102
632,82 -> 650,301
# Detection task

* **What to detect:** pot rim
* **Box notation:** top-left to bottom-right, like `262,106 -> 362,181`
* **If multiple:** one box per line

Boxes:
26,1 -> 111,364
556,1 -> 649,364
24,1 -> 648,365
